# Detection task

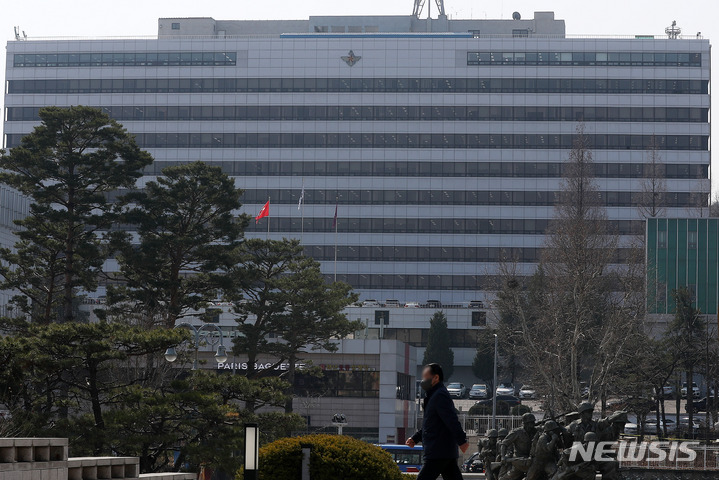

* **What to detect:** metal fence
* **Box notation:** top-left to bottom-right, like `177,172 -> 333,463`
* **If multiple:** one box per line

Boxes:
414,414 -> 525,437
618,444 -> 719,471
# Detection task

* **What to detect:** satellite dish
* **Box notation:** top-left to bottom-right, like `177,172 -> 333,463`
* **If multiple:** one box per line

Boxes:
512,12 -> 521,20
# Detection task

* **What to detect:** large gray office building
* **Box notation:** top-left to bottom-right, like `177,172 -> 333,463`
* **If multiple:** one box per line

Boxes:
2,10 -> 711,310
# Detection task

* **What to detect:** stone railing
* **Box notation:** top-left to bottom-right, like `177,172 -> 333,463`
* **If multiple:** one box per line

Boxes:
0,438 -> 195,480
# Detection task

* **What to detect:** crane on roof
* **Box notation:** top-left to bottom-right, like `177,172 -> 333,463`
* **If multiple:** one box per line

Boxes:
412,0 -> 446,18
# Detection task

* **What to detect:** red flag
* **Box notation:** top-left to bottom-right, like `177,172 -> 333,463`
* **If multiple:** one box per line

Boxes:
255,200 -> 270,224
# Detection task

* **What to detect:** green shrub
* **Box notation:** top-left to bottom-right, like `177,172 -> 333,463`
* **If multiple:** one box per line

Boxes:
511,404 -> 532,415
469,401 -> 510,415
237,434 -> 407,480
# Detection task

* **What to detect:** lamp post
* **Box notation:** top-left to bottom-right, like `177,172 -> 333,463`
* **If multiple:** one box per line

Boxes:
492,333 -> 498,429
244,423 -> 259,480
164,322 -> 228,370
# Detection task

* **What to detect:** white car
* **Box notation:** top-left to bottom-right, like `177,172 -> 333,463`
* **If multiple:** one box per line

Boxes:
518,385 -> 537,400
362,299 -> 379,307
404,302 -> 420,308
447,383 -> 468,399
681,382 -> 700,398
496,383 -> 515,396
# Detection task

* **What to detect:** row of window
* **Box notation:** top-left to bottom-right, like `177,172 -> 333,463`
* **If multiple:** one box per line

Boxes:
6,105 -> 708,123
6,77 -> 707,95
467,51 -> 702,67
300,245 -> 635,263
325,273 -> 493,290
234,188 -> 700,207
0,186 -> 30,231
294,371 -> 379,398
243,217 -> 643,235
12,52 -> 238,67
143,160 -> 708,180
8,133 -> 706,150
386,328 -> 483,348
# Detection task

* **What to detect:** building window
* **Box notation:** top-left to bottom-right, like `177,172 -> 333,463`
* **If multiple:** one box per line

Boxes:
688,231 -> 698,249
471,311 -> 487,327
171,23 -> 180,30
658,230 -> 667,248
375,310 -> 389,325
396,372 -> 412,400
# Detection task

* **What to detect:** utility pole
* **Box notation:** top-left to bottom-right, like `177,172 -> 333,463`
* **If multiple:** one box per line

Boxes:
492,333 -> 498,429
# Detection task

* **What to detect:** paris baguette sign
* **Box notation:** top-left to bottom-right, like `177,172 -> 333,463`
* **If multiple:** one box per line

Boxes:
218,361 -> 375,372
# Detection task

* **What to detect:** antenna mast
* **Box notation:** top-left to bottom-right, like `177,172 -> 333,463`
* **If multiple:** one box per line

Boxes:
412,0 -> 446,18
665,20 -> 681,39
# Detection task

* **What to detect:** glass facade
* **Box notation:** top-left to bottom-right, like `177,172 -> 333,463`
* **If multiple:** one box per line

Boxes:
646,218 -> 719,315
467,51 -> 702,66
3,33 -> 711,302
7,133 -> 707,150
6,77 -> 708,95
6,105 -> 708,123
13,52 -> 238,67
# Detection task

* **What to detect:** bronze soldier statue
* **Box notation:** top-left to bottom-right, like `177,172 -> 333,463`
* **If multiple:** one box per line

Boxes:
499,413 -> 538,480
550,432 -> 601,480
526,420 -> 562,480
479,429 -> 500,480
496,427 -> 511,479
567,402 -> 620,480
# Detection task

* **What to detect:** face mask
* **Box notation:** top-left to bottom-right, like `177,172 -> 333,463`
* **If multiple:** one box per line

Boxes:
420,378 -> 434,391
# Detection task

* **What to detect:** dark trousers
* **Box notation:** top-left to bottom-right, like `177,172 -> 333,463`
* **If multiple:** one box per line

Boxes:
417,458 -> 464,480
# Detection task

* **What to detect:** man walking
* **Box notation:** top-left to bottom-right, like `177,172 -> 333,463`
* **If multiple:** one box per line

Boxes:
407,363 -> 469,480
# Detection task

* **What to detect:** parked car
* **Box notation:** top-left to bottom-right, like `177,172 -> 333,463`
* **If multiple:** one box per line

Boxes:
681,382 -> 700,398
643,418 -> 676,434
468,300 -> 484,309
496,383 -> 515,396
623,422 -> 639,435
580,382 -> 590,398
385,299 -> 401,307
461,452 -> 483,473
657,385 -> 675,399
447,382 -> 468,399
362,299 -> 379,307
469,384 -> 489,400
404,302 -> 420,308
475,394 -> 521,408
687,396 -> 719,413
426,299 -> 442,308
518,385 -> 537,400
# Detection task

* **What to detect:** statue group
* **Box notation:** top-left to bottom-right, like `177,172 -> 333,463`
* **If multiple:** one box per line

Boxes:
477,402 -> 628,480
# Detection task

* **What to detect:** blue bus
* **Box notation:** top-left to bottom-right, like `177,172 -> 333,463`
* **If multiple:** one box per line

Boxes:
378,444 -> 423,473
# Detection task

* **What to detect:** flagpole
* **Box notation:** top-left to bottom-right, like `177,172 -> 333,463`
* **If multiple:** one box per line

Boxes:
267,196 -> 270,240
334,196 -> 338,282
300,178 -> 304,243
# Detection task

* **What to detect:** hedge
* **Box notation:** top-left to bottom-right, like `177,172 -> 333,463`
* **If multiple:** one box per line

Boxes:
237,434 -> 413,480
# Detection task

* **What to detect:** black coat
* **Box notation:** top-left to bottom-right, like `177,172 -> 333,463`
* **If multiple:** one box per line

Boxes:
411,383 -> 467,460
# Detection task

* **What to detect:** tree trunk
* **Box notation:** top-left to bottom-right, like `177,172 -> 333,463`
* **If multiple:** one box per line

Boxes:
687,367 -> 694,438
284,353 -> 296,414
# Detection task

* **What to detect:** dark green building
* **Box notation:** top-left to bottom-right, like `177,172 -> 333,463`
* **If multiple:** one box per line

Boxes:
646,218 -> 719,315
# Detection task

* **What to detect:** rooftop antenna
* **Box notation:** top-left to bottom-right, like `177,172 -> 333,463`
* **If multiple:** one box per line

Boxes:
412,0 -> 445,18
665,20 -> 681,39
13,26 -> 20,40
22,31 -> 27,40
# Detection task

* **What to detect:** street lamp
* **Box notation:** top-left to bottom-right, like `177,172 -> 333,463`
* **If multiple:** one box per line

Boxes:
492,333 -> 498,429
244,423 -> 259,480
164,322 -> 227,370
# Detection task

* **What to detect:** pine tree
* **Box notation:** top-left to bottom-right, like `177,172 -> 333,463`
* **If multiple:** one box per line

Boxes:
0,106 -> 152,322
108,161 -> 247,327
423,311 -> 454,381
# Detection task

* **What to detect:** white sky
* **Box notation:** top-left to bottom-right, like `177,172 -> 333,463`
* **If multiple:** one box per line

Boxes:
1,0 -> 716,190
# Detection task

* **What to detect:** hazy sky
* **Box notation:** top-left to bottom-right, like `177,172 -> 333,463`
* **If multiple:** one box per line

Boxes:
1,0 -> 716,189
